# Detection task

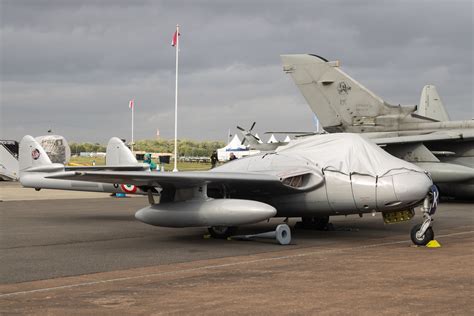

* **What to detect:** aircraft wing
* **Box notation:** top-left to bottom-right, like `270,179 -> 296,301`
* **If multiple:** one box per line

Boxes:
64,164 -> 149,172
47,170 -> 303,195
373,129 -> 474,145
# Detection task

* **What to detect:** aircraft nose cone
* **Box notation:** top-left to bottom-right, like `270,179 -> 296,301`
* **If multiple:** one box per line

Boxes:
393,172 -> 433,204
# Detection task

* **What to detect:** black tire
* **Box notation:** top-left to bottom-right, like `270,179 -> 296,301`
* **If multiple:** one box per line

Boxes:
208,226 -> 238,239
300,217 -> 313,228
299,216 -> 330,230
410,224 -> 434,246
314,217 -> 330,230
301,217 -> 313,224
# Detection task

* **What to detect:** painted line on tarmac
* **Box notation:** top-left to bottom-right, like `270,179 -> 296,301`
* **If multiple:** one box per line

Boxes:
1,230 -> 473,298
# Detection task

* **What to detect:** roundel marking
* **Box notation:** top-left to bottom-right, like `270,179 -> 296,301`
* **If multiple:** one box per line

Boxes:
120,184 -> 137,193
31,149 -> 41,160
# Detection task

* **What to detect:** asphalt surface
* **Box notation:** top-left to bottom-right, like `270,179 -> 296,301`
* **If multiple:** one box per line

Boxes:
1,196 -> 472,284
0,191 -> 473,314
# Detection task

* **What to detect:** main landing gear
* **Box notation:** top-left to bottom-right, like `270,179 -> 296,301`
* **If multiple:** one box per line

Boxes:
208,226 -> 238,239
410,185 -> 439,246
296,216 -> 332,230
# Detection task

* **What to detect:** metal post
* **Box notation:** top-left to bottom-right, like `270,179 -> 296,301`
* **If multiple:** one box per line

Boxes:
131,102 -> 134,152
173,24 -> 180,172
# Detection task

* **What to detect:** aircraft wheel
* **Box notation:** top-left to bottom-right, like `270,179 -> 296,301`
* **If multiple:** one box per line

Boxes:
314,216 -> 330,230
301,217 -> 313,227
299,216 -> 330,230
410,224 -> 434,246
208,226 -> 238,239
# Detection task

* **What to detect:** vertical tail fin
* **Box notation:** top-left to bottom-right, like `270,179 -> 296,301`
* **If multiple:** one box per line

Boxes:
417,85 -> 450,122
19,135 -> 53,172
106,137 -> 138,166
280,54 -> 415,132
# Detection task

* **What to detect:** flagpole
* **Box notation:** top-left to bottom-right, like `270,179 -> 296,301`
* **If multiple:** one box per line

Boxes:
173,24 -> 179,172
131,102 -> 134,152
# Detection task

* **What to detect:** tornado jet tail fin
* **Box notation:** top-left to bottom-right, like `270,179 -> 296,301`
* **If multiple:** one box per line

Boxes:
280,54 -> 416,132
19,135 -> 55,172
417,85 -> 450,122
106,137 -> 138,166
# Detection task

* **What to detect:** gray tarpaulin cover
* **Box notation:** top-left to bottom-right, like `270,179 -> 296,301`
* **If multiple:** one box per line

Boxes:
276,133 -> 426,177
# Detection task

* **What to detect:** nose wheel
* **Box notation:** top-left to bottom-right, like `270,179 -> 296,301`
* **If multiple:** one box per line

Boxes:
410,223 -> 434,246
410,185 -> 439,246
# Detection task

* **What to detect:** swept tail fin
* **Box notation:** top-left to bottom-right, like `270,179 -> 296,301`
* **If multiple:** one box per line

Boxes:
66,137 -> 146,171
19,135 -> 55,172
106,137 -> 138,165
417,85 -> 450,122
280,54 -> 415,132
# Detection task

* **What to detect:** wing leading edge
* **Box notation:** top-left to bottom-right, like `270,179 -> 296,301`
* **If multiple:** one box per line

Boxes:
47,170 -> 303,195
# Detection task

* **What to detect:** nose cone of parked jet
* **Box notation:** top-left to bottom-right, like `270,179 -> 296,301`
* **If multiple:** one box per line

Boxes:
392,172 -> 433,205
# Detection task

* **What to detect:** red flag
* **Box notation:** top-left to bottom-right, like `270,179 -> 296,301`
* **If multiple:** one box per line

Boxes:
129,99 -> 134,109
171,31 -> 180,47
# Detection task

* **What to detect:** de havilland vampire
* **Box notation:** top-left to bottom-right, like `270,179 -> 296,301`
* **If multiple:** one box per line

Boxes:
20,133 -> 438,245
280,54 -> 473,200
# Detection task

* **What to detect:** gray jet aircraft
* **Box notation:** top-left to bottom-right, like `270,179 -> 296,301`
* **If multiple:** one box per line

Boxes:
281,54 -> 474,199
32,133 -> 439,246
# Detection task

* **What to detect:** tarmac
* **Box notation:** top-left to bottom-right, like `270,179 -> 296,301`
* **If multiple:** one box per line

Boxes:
1,182 -> 473,315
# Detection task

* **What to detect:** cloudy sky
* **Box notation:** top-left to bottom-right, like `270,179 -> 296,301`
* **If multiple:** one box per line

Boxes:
1,0 -> 472,143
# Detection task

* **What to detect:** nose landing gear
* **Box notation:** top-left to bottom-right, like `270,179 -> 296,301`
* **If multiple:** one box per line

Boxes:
410,185 -> 439,246
411,223 -> 435,246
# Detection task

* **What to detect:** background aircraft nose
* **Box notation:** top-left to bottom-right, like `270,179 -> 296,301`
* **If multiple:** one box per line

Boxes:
392,172 -> 433,204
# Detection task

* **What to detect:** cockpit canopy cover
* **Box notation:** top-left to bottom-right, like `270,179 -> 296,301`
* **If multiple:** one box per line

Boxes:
276,133 -> 425,177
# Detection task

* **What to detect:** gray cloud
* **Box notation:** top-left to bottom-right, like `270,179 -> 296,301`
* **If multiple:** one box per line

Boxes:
1,0 -> 472,143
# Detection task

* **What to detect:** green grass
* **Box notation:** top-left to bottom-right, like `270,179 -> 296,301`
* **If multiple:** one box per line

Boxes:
69,156 -> 106,166
162,161 -> 213,171
69,156 -> 217,171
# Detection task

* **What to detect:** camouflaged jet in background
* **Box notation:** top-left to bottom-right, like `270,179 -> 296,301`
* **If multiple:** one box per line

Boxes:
281,54 -> 474,199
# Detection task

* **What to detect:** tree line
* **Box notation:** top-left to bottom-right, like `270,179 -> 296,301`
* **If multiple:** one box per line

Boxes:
134,139 -> 225,157
70,143 -> 106,154
70,139 -> 226,157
